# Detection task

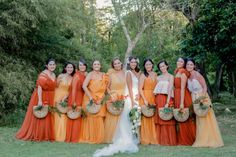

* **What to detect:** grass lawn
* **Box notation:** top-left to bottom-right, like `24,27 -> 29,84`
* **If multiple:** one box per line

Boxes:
0,93 -> 236,157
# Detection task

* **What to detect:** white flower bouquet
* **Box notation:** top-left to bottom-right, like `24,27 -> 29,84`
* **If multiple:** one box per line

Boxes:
129,103 -> 141,138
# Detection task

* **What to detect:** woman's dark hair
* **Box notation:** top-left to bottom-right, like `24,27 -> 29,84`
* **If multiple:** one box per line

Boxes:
126,56 -> 140,72
186,58 -> 196,65
44,58 -> 56,69
178,57 -> 187,68
62,62 -> 76,76
111,57 -> 123,69
143,58 -> 154,77
157,60 -> 169,71
186,58 -> 198,71
79,59 -> 87,70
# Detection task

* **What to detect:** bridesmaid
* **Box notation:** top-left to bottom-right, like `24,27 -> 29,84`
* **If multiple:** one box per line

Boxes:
186,58 -> 224,147
66,60 -> 87,142
104,57 -> 126,143
154,60 -> 177,146
139,59 -> 158,145
54,62 -> 75,142
80,59 -> 109,144
174,57 -> 196,145
16,59 -> 57,141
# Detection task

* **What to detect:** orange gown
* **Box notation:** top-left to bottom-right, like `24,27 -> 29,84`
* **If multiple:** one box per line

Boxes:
16,72 -> 56,141
80,74 -> 108,144
104,71 -> 126,143
139,77 -> 158,145
174,68 -> 196,145
155,81 -> 177,146
53,75 -> 72,142
65,71 -> 85,143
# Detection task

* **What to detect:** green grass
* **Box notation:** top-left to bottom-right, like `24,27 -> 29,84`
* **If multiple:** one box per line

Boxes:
0,113 -> 236,157
0,93 -> 236,157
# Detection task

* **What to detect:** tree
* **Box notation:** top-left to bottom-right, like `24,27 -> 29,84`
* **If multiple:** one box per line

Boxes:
179,0 -> 236,97
111,0 -> 159,65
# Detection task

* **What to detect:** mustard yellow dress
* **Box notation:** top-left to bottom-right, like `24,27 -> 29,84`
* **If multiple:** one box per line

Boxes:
104,71 -> 126,143
139,77 -> 158,144
53,75 -> 71,142
80,74 -> 108,144
188,79 -> 224,147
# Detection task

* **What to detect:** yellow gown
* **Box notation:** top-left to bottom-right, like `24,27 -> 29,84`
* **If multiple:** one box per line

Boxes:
80,74 -> 108,144
104,71 -> 126,143
188,79 -> 224,147
53,75 -> 71,142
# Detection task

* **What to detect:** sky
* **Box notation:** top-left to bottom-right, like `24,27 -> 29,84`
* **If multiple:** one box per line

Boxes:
96,0 -> 112,8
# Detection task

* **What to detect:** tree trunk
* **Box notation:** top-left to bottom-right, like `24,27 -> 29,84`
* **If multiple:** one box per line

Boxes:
232,72 -> 236,97
111,0 -> 148,68
213,63 -> 224,98
198,61 -> 213,98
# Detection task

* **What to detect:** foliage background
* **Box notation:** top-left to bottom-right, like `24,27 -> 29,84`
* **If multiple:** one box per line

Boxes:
0,0 -> 235,126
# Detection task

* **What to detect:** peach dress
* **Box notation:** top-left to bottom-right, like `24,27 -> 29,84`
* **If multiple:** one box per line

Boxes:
80,74 -> 108,144
188,79 -> 224,147
139,77 -> 158,144
104,71 -> 126,143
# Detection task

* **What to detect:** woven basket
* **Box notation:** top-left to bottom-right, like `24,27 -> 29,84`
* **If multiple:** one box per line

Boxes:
106,102 -> 123,116
67,106 -> 82,120
33,105 -> 49,119
193,103 -> 210,117
56,102 -> 68,114
141,105 -> 156,118
158,107 -> 173,121
86,102 -> 101,114
173,108 -> 189,122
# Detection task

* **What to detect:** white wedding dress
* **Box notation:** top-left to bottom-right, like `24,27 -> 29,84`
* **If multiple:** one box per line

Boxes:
93,70 -> 139,157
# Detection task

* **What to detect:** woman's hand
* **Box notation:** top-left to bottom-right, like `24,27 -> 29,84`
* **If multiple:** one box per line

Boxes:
110,95 -> 116,102
144,99 -> 148,106
38,101 -> 43,106
61,96 -> 68,102
180,103 -> 184,109
164,103 -> 169,108
135,94 -> 139,101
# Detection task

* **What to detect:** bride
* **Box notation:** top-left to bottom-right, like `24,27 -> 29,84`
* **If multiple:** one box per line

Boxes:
93,56 -> 141,157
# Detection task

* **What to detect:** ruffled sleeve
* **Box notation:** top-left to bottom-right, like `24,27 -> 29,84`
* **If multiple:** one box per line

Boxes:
36,73 -> 48,89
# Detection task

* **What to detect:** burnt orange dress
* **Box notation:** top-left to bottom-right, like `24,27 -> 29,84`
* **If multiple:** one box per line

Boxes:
80,74 -> 108,144
104,71 -> 126,143
154,79 -> 177,146
174,68 -> 196,145
16,72 -> 56,141
139,77 -> 158,145
65,71 -> 85,143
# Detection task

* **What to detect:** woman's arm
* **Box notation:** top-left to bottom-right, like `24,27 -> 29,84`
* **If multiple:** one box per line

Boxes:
138,74 -> 148,105
197,72 -> 208,94
37,86 -> 43,106
82,72 -> 93,101
166,75 -> 174,107
180,73 -> 187,108
126,72 -> 134,106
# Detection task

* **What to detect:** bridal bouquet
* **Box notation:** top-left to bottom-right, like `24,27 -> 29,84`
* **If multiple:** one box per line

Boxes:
129,103 -> 141,138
